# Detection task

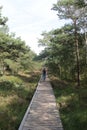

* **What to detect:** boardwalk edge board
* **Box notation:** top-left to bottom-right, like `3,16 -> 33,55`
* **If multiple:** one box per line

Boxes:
18,82 -> 39,130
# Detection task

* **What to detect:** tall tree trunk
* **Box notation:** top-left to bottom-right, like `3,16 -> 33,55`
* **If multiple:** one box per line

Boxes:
85,32 -> 87,64
84,32 -> 87,78
74,19 -> 80,87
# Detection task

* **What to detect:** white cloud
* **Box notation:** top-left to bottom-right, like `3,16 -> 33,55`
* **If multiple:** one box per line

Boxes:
0,0 -> 66,54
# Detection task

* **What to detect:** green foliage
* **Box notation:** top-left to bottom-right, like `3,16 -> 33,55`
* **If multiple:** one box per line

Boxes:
0,7 -> 38,76
38,0 -> 87,128
0,72 -> 40,130
0,81 -> 14,90
52,0 -> 86,20
51,76 -> 87,130
0,6 -> 8,25
75,0 -> 86,7
0,7 -> 41,130
39,0 -> 87,84
38,24 -> 79,80
0,31 -> 36,74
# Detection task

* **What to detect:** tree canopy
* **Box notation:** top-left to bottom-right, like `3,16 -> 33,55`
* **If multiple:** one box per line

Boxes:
0,7 -> 37,75
38,0 -> 87,86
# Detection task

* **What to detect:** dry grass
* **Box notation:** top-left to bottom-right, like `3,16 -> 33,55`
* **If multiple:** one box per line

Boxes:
0,71 -> 40,130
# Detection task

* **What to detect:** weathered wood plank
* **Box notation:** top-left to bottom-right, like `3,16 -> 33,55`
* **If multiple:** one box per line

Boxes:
18,78 -> 63,130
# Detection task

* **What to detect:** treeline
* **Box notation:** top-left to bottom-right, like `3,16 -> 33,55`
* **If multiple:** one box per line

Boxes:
0,7 -> 40,130
38,0 -> 87,87
0,6 -> 36,75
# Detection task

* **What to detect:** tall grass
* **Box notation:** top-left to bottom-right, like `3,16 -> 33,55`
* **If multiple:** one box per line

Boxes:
0,72 -> 40,130
51,76 -> 87,130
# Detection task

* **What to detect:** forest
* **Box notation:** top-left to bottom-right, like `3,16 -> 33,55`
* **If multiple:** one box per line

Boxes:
0,0 -> 87,130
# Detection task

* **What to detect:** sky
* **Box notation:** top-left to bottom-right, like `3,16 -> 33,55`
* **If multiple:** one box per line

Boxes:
0,0 -> 66,54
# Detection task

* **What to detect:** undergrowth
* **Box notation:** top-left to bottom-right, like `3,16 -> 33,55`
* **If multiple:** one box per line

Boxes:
51,76 -> 87,130
0,71 -> 40,130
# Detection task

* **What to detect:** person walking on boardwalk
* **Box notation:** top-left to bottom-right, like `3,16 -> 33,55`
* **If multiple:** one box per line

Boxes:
42,68 -> 46,81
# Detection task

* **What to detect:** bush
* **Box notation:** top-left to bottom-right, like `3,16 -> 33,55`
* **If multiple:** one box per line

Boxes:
0,81 -> 14,90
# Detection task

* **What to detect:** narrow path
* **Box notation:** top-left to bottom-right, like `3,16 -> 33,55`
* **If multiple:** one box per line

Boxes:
18,78 -> 63,130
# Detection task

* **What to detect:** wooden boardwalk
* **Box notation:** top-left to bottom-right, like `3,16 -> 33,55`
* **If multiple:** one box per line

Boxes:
18,78 -> 63,130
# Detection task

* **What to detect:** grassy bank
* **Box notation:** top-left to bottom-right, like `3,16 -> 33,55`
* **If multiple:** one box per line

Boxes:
51,76 -> 87,130
0,71 -> 40,130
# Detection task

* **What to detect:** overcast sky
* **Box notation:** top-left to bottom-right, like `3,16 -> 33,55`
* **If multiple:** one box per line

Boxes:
0,0 -> 66,54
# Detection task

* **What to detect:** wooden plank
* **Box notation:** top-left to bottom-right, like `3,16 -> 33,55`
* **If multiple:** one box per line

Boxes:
18,78 -> 63,130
